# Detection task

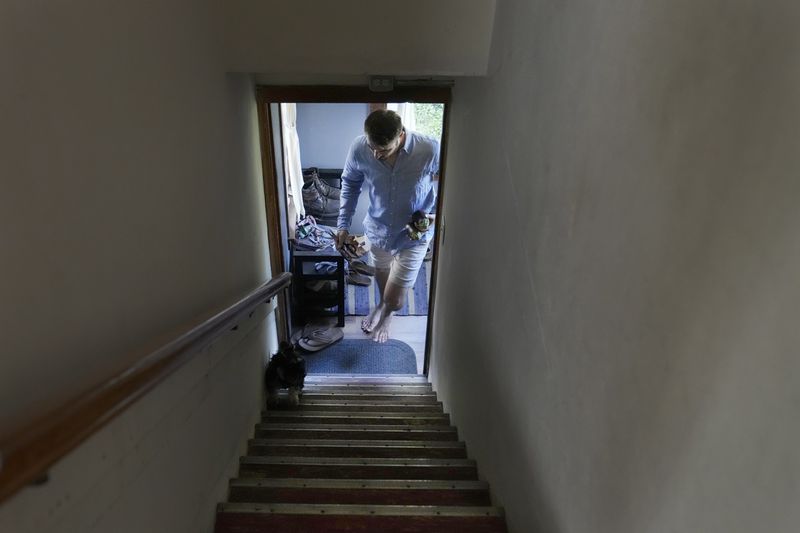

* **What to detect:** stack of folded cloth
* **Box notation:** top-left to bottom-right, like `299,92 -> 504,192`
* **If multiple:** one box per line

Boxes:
292,318 -> 344,352
346,259 -> 375,286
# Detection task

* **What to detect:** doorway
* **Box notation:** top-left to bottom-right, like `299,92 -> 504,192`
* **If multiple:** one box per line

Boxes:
256,86 -> 450,375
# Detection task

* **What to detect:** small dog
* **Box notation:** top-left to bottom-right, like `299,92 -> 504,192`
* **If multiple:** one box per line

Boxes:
265,341 -> 307,407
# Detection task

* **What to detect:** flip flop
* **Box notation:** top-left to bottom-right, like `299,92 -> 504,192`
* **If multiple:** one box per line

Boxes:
290,319 -> 336,343
298,328 -> 343,352
302,318 -> 336,336
306,327 -> 344,345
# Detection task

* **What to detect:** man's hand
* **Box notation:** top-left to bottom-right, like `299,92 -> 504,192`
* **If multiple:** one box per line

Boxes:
335,230 -> 360,260
335,230 -> 350,251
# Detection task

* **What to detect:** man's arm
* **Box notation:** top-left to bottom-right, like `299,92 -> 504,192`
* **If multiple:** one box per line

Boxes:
336,142 -> 365,248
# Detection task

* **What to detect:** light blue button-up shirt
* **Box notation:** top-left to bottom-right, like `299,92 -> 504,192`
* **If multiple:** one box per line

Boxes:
337,131 -> 440,254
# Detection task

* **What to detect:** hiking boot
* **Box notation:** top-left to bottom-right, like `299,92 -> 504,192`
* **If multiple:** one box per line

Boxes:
302,167 -> 320,184
302,181 -> 339,218
304,167 -> 341,200
314,176 -> 340,200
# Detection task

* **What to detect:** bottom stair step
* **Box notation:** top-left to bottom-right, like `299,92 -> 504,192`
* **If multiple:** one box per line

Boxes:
228,478 -> 491,506
215,503 -> 507,533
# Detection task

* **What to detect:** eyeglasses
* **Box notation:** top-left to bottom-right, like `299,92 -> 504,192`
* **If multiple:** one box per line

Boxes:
367,136 -> 402,158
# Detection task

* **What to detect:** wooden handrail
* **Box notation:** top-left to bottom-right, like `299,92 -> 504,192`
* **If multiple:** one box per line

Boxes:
0,272 -> 292,504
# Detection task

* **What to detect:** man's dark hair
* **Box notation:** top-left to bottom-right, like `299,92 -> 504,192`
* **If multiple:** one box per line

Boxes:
364,109 -> 403,147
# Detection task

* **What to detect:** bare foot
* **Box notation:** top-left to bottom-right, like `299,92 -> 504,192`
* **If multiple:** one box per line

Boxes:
361,304 -> 383,334
371,313 -> 393,343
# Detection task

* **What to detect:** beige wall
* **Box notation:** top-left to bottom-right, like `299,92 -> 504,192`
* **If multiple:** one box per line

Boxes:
0,309 -> 274,533
430,0 -> 800,532
0,0 -> 270,434
219,0 -> 496,76
0,1 -> 274,531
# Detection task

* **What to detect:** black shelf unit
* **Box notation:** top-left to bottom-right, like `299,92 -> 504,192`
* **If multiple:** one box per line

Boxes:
291,248 -> 345,327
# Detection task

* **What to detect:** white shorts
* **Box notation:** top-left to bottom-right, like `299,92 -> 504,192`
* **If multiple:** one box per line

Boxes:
369,244 -> 427,288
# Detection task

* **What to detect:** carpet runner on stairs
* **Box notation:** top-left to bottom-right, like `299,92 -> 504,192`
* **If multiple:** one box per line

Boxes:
214,374 -> 508,533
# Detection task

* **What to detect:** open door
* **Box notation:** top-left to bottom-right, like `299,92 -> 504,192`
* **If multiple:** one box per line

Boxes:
256,86 -> 450,376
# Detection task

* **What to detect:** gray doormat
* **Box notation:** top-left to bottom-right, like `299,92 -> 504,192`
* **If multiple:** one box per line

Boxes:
302,339 -> 417,374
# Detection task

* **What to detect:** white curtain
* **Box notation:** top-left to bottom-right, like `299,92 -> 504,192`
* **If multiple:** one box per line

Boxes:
387,102 -> 416,132
280,103 -> 305,219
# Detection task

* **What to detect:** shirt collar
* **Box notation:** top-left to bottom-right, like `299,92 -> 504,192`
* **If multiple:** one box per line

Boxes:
401,130 -> 414,154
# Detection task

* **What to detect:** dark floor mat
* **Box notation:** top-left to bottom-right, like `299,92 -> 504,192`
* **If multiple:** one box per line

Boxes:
302,339 -> 417,374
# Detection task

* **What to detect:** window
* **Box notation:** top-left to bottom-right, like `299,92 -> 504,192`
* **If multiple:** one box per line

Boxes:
413,103 -> 444,141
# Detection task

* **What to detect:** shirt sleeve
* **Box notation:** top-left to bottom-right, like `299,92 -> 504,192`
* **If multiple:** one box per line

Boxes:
430,139 -> 441,176
337,141 -> 365,231
429,139 -> 441,214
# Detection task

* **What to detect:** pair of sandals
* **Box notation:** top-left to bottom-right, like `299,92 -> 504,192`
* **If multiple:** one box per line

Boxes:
294,320 -> 344,352
349,260 -> 375,276
345,259 -> 375,286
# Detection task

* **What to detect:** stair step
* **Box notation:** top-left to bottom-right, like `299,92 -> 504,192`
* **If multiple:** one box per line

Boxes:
256,424 -> 458,441
302,386 -> 434,395
305,374 -> 428,384
239,456 -> 478,480
267,401 -> 444,413
248,439 -> 467,458
216,376 -> 508,532
228,478 -> 491,506
215,503 -> 507,533
262,412 -> 450,426
293,392 -> 439,402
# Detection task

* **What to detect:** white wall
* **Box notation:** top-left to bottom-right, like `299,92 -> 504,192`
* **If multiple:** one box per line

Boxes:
0,1 -> 273,530
430,1 -> 800,532
218,0 -> 496,76
296,103 -> 367,168
0,308 -> 274,533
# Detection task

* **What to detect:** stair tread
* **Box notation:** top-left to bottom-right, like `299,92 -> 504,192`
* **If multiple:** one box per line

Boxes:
241,456 -> 476,466
263,412 -> 448,419
293,392 -> 437,397
301,388 -> 434,396
303,383 -> 433,394
219,502 -> 503,517
304,382 -> 430,386
258,423 -> 455,431
270,400 -> 443,407
305,374 -> 426,381
230,478 -> 489,489
266,405 -> 444,413
290,391 -> 440,405
249,439 -> 464,448
304,382 -> 431,387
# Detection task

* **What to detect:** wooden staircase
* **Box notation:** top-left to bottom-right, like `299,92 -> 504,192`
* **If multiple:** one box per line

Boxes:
214,374 -> 508,533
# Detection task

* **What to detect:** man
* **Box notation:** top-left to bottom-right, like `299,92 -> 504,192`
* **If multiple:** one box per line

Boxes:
336,109 -> 439,343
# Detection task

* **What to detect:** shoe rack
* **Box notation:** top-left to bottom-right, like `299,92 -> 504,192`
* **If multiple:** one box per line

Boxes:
291,249 -> 345,327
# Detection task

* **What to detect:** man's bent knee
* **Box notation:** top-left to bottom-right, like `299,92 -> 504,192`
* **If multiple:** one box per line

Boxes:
383,282 -> 405,312
385,294 -> 403,312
